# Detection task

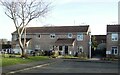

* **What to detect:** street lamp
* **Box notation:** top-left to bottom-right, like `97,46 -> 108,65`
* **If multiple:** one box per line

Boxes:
88,32 -> 91,58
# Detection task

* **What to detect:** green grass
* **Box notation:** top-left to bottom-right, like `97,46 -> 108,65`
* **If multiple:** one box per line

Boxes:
0,56 -> 49,67
63,55 -> 78,59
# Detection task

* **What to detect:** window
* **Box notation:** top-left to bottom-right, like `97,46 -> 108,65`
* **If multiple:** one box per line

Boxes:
37,34 -> 41,38
50,34 -> 55,39
13,34 -> 18,40
49,45 -> 54,50
111,33 -> 118,41
78,46 -> 83,52
77,33 -> 83,41
68,33 -> 72,38
16,44 -> 20,48
35,45 -> 40,50
35,34 -> 41,39
111,46 -> 118,55
59,46 -> 63,51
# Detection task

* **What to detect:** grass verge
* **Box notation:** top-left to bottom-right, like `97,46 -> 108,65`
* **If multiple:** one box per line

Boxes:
62,55 -> 78,59
0,56 -> 49,67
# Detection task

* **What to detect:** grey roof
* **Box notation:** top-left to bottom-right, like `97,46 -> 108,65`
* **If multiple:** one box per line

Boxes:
55,38 -> 75,46
107,25 -> 120,32
12,25 -> 89,34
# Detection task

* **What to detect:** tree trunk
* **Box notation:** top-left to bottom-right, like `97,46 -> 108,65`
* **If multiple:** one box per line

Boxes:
18,34 -> 28,58
21,49 -> 27,58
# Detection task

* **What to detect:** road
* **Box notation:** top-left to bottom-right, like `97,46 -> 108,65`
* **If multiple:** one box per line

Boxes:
13,59 -> 119,74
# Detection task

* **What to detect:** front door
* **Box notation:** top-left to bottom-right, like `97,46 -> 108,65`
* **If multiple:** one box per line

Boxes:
65,46 -> 68,54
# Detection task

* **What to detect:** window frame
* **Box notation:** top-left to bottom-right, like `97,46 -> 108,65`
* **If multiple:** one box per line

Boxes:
68,33 -> 72,38
78,46 -> 83,53
77,33 -> 83,41
49,45 -> 54,50
35,45 -> 40,50
111,33 -> 118,41
111,46 -> 118,55
50,33 -> 56,39
37,34 -> 41,39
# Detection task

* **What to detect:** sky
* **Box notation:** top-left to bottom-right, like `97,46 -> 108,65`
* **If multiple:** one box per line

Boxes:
0,0 -> 119,41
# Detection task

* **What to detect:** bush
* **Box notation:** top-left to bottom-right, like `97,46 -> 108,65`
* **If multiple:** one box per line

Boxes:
51,50 -> 59,58
78,52 -> 88,60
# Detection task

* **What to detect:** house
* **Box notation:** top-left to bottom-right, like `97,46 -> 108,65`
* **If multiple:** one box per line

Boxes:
0,39 -> 12,53
0,39 -> 8,51
91,35 -> 106,57
12,25 -> 91,56
106,25 -> 120,57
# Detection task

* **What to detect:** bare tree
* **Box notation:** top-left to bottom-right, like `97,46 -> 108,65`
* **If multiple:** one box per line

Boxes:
0,0 -> 51,58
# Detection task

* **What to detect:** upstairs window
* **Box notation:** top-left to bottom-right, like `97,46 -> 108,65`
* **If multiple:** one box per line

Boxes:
13,34 -> 18,40
77,33 -> 83,41
68,33 -> 72,38
50,33 -> 55,39
111,33 -> 118,41
37,34 -> 41,39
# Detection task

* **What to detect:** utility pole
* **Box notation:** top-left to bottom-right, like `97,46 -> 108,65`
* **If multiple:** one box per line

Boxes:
89,32 -> 91,58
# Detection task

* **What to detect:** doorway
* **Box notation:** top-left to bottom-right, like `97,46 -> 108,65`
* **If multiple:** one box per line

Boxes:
65,46 -> 68,54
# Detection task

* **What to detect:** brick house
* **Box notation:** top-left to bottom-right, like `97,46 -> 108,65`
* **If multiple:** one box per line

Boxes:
12,25 -> 91,56
106,25 -> 120,57
0,39 -> 12,53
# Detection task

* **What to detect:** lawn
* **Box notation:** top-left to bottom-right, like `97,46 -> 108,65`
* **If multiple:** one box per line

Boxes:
62,55 -> 78,59
0,56 -> 49,67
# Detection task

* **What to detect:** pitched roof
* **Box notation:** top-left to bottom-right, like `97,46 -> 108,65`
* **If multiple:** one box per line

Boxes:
12,25 -> 89,34
55,38 -> 75,46
107,25 -> 120,32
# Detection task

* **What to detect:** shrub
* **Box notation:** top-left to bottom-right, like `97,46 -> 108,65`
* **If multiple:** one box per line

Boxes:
78,52 -> 88,60
51,50 -> 59,58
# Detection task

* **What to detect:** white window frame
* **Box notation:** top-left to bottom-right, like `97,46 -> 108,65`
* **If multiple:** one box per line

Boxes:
111,46 -> 118,55
78,46 -> 83,52
13,34 -> 18,40
35,45 -> 40,50
50,33 -> 56,39
77,33 -> 83,41
68,33 -> 72,38
49,45 -> 54,50
37,34 -> 41,39
111,33 -> 118,41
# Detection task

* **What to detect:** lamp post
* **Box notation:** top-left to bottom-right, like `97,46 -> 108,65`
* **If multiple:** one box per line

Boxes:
89,32 -> 91,58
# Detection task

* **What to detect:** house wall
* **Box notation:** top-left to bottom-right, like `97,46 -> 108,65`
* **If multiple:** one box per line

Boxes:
12,31 -> 90,56
107,33 -> 119,56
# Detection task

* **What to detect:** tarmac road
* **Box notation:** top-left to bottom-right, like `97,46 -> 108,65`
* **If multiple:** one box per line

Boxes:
16,59 -> 119,73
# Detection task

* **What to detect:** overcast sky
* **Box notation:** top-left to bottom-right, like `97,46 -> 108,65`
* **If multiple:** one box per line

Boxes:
0,0 -> 119,41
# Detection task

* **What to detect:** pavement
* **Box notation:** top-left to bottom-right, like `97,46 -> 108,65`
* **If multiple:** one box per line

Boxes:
1,57 -> 118,75
63,58 -> 118,64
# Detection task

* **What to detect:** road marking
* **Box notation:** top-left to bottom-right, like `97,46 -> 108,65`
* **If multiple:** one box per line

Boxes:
7,63 -> 51,74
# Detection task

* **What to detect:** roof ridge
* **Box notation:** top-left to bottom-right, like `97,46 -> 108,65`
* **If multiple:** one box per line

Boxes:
26,25 -> 89,28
